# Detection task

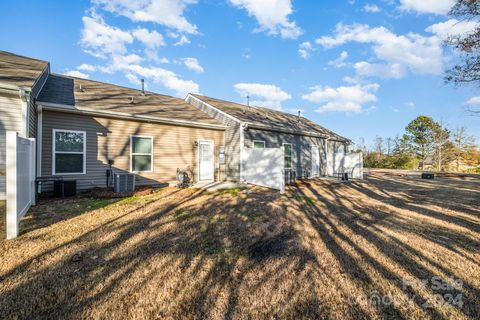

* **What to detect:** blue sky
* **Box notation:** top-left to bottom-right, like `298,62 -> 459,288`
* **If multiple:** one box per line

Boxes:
1,0 -> 479,146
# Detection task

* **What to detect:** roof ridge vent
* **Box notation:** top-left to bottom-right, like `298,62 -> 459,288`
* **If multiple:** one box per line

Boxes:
79,84 -> 85,92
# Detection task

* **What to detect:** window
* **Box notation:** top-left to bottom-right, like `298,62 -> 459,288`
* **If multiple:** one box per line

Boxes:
53,129 -> 86,175
283,143 -> 292,169
253,140 -> 266,149
131,136 -> 153,172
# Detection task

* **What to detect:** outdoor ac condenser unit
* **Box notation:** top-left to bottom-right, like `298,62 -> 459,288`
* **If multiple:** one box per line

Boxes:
114,173 -> 136,193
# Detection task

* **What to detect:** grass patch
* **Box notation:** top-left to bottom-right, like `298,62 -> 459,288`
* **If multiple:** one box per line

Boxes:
221,188 -> 242,196
2,178 -> 479,319
296,195 -> 316,205
118,195 -> 140,205
238,210 -> 261,222
174,209 -> 191,221
87,199 -> 113,211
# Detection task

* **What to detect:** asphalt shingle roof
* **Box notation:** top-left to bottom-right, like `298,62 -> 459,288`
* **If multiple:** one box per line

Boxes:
0,51 -> 48,88
37,74 -> 224,127
192,94 -> 349,141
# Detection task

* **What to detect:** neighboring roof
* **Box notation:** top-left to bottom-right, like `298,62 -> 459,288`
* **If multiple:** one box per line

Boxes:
0,51 -> 49,89
37,74 -> 225,128
190,94 -> 349,141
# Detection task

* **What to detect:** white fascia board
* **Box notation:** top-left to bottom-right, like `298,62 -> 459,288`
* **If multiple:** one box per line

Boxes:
32,64 -> 50,99
185,94 -> 242,124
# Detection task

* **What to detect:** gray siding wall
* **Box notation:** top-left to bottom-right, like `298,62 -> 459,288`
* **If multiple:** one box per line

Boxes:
0,92 -> 23,198
244,128 -> 328,177
187,96 -> 242,181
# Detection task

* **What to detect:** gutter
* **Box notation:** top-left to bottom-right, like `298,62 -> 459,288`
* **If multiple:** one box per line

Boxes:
37,101 -> 228,130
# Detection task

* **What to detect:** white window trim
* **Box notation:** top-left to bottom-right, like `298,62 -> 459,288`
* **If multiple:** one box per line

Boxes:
130,135 -> 154,173
283,143 -> 293,170
52,129 -> 86,175
252,140 -> 266,149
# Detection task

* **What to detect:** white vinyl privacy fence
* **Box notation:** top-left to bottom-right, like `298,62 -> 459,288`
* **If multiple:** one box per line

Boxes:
327,152 -> 363,179
6,132 -> 36,239
243,147 -> 285,193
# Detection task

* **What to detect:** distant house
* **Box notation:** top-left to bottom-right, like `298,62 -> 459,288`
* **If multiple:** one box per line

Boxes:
186,94 -> 351,181
0,51 -> 226,197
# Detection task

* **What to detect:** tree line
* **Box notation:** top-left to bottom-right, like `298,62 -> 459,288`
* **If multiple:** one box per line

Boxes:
356,116 -> 480,173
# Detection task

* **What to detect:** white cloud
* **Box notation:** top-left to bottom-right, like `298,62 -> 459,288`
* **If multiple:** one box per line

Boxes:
123,63 -> 199,96
302,83 -> 379,113
426,19 -> 479,39
229,0 -> 302,39
79,11 -> 199,97
233,83 -> 292,110
328,51 -> 349,68
354,62 -> 407,79
81,12 -> 134,57
132,28 -> 165,48
466,96 -> 480,106
98,54 -> 198,96
316,23 -> 443,78
363,4 -> 381,13
174,35 -> 191,46
93,0 -> 198,34
64,70 -> 90,79
125,73 -> 141,85
77,64 -> 97,72
399,0 -> 455,15
242,48 -> 252,59
182,57 -> 204,73
298,41 -> 314,59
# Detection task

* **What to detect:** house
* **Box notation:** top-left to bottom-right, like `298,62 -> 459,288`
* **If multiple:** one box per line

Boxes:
186,94 -> 352,182
0,51 -> 227,196
0,51 -> 49,199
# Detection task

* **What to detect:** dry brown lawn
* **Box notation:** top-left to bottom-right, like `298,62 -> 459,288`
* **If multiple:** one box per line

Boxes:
0,175 -> 479,319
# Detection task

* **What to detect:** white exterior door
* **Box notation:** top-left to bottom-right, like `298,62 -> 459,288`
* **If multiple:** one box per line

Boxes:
311,146 -> 320,177
198,140 -> 214,181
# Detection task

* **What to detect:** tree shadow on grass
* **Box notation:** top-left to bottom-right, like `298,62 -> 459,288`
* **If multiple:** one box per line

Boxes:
296,177 -> 479,319
0,187 -> 354,319
18,197 -> 121,236
2,177 -> 478,319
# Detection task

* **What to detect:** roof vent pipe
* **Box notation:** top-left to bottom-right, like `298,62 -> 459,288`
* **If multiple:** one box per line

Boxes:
298,110 -> 301,119
141,79 -> 145,95
244,95 -> 250,113
130,96 -> 135,104
79,84 -> 84,92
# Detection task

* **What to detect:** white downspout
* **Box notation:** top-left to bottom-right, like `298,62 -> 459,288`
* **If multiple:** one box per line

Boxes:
239,123 -> 248,182
19,89 -> 30,138
36,105 -> 43,177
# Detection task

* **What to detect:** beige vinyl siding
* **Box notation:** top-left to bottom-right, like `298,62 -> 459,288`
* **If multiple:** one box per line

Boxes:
187,96 -> 242,181
41,111 -> 225,191
244,128 -> 328,178
0,92 -> 24,198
